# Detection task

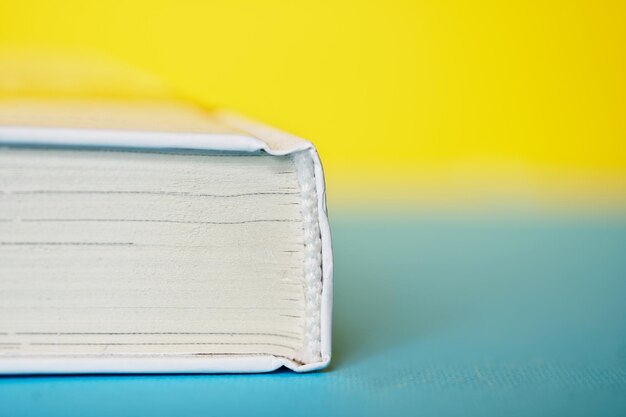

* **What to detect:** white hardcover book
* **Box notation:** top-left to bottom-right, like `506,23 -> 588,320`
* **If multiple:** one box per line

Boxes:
0,98 -> 332,374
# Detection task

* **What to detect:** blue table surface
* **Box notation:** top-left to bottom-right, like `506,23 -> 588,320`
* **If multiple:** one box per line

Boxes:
1,214 -> 625,417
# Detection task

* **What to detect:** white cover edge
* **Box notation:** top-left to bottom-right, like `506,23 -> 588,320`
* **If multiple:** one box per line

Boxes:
0,119 -> 333,374
0,356 -> 284,375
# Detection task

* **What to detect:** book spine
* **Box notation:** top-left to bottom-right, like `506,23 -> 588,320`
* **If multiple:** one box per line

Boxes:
293,150 -> 323,364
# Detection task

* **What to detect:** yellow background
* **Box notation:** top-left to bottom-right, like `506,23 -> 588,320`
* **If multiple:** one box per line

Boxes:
1,0 -> 625,212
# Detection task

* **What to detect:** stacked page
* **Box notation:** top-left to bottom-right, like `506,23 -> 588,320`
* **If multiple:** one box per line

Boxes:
0,99 -> 332,373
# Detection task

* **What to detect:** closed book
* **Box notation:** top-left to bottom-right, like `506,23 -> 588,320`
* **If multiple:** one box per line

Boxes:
0,98 -> 332,373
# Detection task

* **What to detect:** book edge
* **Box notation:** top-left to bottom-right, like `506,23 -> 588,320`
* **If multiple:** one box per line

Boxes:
0,115 -> 333,374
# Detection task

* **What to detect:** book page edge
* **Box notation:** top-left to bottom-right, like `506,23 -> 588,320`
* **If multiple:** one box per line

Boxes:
0,122 -> 333,374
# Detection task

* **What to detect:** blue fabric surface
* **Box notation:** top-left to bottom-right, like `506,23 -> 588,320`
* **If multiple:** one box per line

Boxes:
1,215 -> 625,417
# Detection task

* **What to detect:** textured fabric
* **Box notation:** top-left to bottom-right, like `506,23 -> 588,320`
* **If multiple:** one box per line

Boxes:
1,215 -> 625,416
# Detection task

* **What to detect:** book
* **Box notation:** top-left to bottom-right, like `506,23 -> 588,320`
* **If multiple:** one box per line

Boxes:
0,98 -> 332,374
